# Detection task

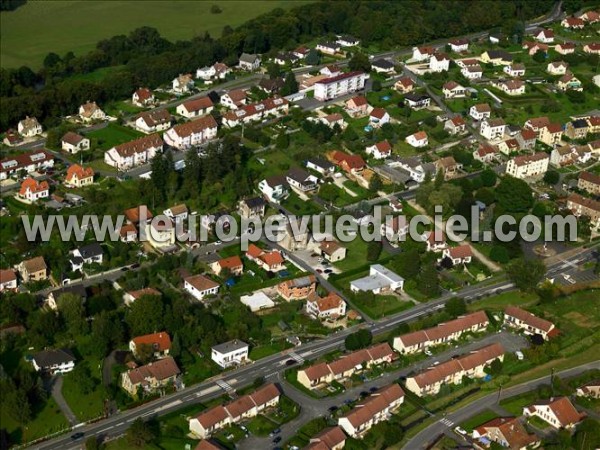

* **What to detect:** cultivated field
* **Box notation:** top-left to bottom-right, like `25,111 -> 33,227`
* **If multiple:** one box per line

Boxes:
0,0 -> 312,69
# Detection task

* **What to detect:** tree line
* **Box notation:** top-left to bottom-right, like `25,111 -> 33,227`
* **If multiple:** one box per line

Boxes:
0,0 -> 554,130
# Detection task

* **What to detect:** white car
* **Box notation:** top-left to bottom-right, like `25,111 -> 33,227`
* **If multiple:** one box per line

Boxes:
454,426 -> 467,436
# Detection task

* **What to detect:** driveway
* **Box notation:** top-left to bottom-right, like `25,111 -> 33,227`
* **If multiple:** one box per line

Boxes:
46,376 -> 79,426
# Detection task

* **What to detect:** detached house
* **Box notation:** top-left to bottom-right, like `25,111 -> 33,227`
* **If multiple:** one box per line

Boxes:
562,16 -> 585,29
503,63 -> 526,77
220,89 -> 247,109
565,118 -> 589,139
79,101 -> 106,122
480,50 -> 513,66
577,381 -> 600,399
435,156 -> 462,180
462,64 -> 483,80
556,42 -> 576,55
442,81 -> 466,99
547,61 -> 569,75
18,116 -> 43,137
306,292 -> 347,320
583,43 -> 600,55
371,58 -> 395,74
0,269 -> 18,292
505,152 -> 549,179
429,53 -> 450,72
65,164 -> 94,188
32,348 -> 75,375
277,275 -> 316,301
406,131 -> 428,148
524,116 -> 550,137
61,132 -> 90,153
351,265 -> 404,293
135,109 -> 172,134
338,384 -> 405,439
306,158 -> 335,176
473,417 -> 540,449
211,340 -> 249,368
258,175 -> 289,203
163,203 -> 188,223
320,240 -> 346,262
480,118 -> 506,140
69,242 -> 103,272
516,128 -> 537,150
176,97 -> 214,118
494,79 -> 525,96
474,144 -> 498,164
238,197 -> 266,219
132,88 -> 155,107
470,103 -> 492,121
395,77 -> 414,93
130,332 -> 172,359
211,256 -> 243,277
17,178 -> 49,202
366,140 -> 392,159
369,108 -> 390,127
345,95 -> 370,117
444,116 -> 466,135
18,256 -> 48,282
534,29 -> 554,43
316,41 -> 341,55
238,53 -> 261,71
557,72 -> 582,91
440,244 -> 473,265
286,167 -> 319,193
246,244 -> 286,272
105,134 -> 163,169
523,397 -> 585,429
163,115 -> 218,150
404,93 -> 431,110
448,38 -> 469,52
412,46 -> 435,61
172,74 -> 194,93
504,306 -> 558,340
336,35 -> 360,47
184,274 -> 220,301
121,357 -> 180,397
332,151 -> 366,174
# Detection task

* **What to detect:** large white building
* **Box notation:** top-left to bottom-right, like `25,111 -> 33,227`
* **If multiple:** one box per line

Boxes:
184,274 -> 220,301
1,150 -> 54,181
211,340 -> 249,368
505,152 -> 549,179
104,134 -> 163,170
350,265 -> 404,294
314,72 -> 367,101
163,115 -> 218,150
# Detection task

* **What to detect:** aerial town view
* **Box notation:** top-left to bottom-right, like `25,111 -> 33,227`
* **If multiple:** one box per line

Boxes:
0,0 -> 599,449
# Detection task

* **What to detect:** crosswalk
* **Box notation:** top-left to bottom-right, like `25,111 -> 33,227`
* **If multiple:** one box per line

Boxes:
439,418 -> 454,427
289,352 -> 305,364
216,379 -> 235,393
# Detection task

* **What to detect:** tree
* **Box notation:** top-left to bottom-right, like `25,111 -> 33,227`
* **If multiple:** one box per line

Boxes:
573,418 -> 600,450
543,170 -> 560,185
70,364 -> 96,395
57,293 -> 87,337
126,295 -> 164,336
371,79 -> 382,92
506,258 -> 546,291
348,52 -> 371,72
391,249 -> 421,280
210,4 -> 222,14
126,418 -> 157,448
345,329 -> 373,350
418,261 -> 440,297
495,176 -> 533,212
445,297 -> 467,318
275,132 -> 289,149
280,71 -> 299,96
489,245 -> 509,264
366,241 -> 382,262
480,169 -> 497,187
170,333 -> 181,359
369,173 -> 383,192
532,50 -> 546,63
85,436 -> 100,450
305,49 -> 320,66
486,358 -> 503,376
43,52 -> 61,69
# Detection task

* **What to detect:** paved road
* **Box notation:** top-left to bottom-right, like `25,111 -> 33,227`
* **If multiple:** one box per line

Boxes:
239,331 -> 527,450
33,246 -> 596,450
405,360 -> 600,449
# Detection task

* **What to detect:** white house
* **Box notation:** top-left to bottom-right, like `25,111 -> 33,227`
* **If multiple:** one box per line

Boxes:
371,58 -> 395,74
505,152 -> 549,179
135,109 -> 172,134
306,157 -> 335,176
132,88 -> 154,107
316,41 -> 341,55
350,264 -> 404,294
211,340 -> 249,368
442,81 -> 466,99
79,101 -> 106,122
163,204 -> 188,223
534,29 -> 554,43
258,175 -> 289,203
61,132 -> 90,153
1,150 -> 54,181
523,397 -> 584,429
238,53 -> 261,71
440,245 -> 473,265
314,72 -> 367,101
494,79 -> 526,96
480,118 -> 506,140
504,306 -> 557,340
366,140 -> 392,159
18,116 -> 43,137
448,38 -> 469,52
17,178 -> 49,202
503,63 -> 526,77
461,64 -> 483,79
220,89 -> 247,110
221,97 -> 289,127
429,53 -> 450,72
0,269 -> 18,292
163,115 -> 218,150
406,131 -> 428,148
176,97 -> 214,118
336,35 -> 360,47
104,134 -> 163,170
469,103 -> 491,121
286,167 -> 319,192
306,293 -> 347,320
412,46 -> 435,61
172,74 -> 194,93
184,274 -> 220,301
69,242 -> 103,272
32,348 -> 75,375
369,108 -> 390,128
547,61 -> 569,75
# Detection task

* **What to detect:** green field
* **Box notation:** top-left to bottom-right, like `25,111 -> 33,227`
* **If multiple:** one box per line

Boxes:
1,0 -> 312,68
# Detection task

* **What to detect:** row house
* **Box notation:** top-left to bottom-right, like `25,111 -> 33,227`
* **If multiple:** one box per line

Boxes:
104,134 -> 163,170
307,427 -> 346,450
135,109 -> 172,134
338,384 -> 405,438
314,72 -> 367,101
177,97 -> 214,118
297,343 -> 395,389
578,171 -> 600,195
564,118 -> 589,139
163,115 -> 218,150
505,152 -> 549,179
470,103 -> 491,121
405,343 -> 505,397
504,306 -> 558,340
120,357 -> 180,396
132,88 -> 155,107
0,150 -> 54,180
393,310 -> 489,354
189,384 -> 280,438
567,193 -> 600,231
61,132 -> 90,153
305,292 -> 347,320
523,397 -> 585,430
222,97 -> 289,127
277,275 -> 317,301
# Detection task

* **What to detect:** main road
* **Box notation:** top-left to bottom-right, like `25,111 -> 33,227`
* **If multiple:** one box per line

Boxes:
34,244 -> 597,450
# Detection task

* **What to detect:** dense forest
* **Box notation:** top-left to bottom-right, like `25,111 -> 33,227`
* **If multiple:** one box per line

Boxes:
0,0 -> 559,130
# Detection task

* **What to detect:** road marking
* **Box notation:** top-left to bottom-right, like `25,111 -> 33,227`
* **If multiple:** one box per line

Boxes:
266,372 -> 278,378
439,418 -> 454,427
116,421 -> 124,426
216,379 -> 235,393
289,352 -> 305,364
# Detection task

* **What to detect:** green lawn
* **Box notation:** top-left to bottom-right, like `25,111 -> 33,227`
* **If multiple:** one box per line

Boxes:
245,415 -> 279,436
62,371 -> 106,422
467,291 -> 539,312
1,397 -> 69,445
459,409 -> 498,432
1,1 -> 313,68
333,238 -> 390,272
249,340 -> 293,360
351,294 -> 414,319
86,123 -> 144,150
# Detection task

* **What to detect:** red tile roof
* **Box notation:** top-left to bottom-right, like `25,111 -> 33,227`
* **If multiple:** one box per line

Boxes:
132,332 -> 172,352
216,255 -> 243,270
505,306 -> 555,333
181,97 -> 214,113
185,274 -> 219,292
66,164 -> 94,182
112,134 -> 163,157
169,115 -> 218,138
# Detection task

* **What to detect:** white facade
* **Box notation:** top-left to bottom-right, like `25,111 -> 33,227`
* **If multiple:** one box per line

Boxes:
104,137 -> 163,170
480,119 -> 506,140
163,116 -> 218,150
314,72 -> 367,101
505,153 -> 549,179
211,341 -> 249,368
429,54 -> 450,72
